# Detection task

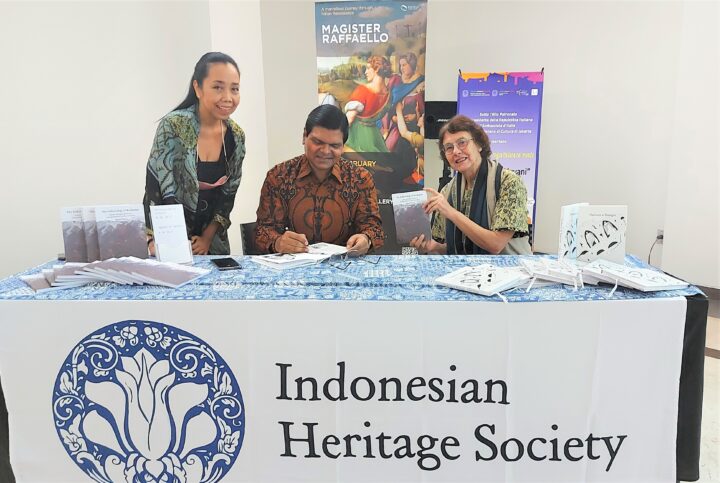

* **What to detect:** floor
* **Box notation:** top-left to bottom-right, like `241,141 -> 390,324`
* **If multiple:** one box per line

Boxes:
697,314 -> 720,482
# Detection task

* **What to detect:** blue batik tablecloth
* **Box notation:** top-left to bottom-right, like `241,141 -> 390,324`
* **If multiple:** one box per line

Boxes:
0,254 -> 702,302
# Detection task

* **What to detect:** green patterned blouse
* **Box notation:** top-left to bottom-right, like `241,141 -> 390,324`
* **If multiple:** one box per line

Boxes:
431,167 -> 529,243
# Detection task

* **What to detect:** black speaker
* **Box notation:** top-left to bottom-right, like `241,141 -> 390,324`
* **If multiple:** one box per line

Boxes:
424,101 -> 457,139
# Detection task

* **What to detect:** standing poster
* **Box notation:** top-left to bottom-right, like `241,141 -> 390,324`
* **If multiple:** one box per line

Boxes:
315,0 -> 428,253
457,72 -> 544,238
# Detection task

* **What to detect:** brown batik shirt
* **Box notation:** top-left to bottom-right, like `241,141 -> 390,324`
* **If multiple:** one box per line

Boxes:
254,154 -> 385,253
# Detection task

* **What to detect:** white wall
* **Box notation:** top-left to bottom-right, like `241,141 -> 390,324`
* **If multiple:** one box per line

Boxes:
208,0 -> 269,249
426,0 -> 683,260
260,0 -> 320,166
0,2 -> 212,276
0,0 -> 717,287
662,0 -> 719,287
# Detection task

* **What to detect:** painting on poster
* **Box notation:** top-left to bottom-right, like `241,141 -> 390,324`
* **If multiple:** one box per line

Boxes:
315,0 -> 428,253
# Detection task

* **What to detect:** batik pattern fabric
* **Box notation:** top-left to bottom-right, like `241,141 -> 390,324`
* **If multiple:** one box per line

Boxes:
254,155 -> 384,253
143,105 -> 246,255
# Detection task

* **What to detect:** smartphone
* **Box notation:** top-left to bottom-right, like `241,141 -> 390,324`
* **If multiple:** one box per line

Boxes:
211,257 -> 242,270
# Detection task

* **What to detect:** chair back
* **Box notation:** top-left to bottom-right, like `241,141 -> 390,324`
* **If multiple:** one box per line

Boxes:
240,222 -> 259,255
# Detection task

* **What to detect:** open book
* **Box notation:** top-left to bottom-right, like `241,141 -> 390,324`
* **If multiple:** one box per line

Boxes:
251,243 -> 348,270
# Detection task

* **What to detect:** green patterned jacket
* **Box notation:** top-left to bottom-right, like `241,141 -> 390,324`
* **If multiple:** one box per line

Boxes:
143,104 -> 246,255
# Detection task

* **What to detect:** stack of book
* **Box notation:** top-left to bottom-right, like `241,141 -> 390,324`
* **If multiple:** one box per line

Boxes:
251,243 -> 348,270
435,264 -> 531,297
20,257 -> 209,292
580,260 -> 689,292
519,258 -> 584,288
61,204 -> 147,262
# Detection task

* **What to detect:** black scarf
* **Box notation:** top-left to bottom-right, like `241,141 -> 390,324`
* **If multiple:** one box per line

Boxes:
445,160 -> 501,255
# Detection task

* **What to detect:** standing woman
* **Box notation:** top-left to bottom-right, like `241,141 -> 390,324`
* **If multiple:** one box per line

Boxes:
144,52 -> 246,255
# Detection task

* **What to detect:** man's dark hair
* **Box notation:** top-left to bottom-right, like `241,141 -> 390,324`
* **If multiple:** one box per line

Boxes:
304,104 -> 349,143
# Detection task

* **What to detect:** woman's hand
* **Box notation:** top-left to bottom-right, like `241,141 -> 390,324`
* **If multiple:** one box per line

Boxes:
423,187 -> 456,218
191,235 -> 211,255
410,234 -> 444,255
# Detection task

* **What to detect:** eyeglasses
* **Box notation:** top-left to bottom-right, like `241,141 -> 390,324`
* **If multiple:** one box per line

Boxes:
442,138 -> 471,156
326,251 -> 381,271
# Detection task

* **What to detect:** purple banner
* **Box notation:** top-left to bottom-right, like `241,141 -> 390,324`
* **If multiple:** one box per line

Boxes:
457,72 -> 544,224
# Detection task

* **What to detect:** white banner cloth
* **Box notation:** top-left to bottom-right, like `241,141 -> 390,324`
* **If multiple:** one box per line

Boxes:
0,297 -> 686,482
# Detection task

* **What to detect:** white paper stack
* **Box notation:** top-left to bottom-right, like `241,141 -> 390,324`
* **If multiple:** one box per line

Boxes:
251,243 -> 348,270
435,264 -> 531,297
581,260 -> 688,292
20,257 -> 209,292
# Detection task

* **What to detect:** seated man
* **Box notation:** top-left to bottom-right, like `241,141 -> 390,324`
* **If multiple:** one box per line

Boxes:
254,105 -> 384,255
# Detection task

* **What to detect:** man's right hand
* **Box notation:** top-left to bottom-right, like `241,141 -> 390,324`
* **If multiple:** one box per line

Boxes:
274,231 -> 309,254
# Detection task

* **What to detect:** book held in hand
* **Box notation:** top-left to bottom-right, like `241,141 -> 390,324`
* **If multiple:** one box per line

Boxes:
391,191 -> 432,244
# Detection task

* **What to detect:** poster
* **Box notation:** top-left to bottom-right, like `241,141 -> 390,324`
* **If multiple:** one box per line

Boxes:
457,72 -> 544,233
315,0 -> 428,253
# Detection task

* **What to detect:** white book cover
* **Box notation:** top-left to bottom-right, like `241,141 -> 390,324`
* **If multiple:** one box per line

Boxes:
519,258 -> 580,285
21,274 -> 86,292
306,242 -> 348,257
85,259 -> 144,285
252,253 -> 323,270
581,260 -> 629,285
150,204 -> 193,265
82,206 -> 100,262
435,264 -> 530,297
252,243 -> 345,270
124,258 -> 209,288
602,266 -> 688,292
391,191 -> 432,244
60,207 -> 88,262
576,205 -> 627,263
95,204 -> 148,260
558,203 -> 588,260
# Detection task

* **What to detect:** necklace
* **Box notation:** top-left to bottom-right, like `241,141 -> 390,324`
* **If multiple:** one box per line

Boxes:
197,122 -> 229,191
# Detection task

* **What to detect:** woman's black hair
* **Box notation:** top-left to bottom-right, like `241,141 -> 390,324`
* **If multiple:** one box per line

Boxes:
304,105 -> 349,143
173,52 -> 240,112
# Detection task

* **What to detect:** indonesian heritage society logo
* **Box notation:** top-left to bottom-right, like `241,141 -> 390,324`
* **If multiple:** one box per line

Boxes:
51,320 -> 244,482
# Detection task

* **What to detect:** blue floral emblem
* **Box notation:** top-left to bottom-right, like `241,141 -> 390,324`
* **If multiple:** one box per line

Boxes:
52,320 -> 244,482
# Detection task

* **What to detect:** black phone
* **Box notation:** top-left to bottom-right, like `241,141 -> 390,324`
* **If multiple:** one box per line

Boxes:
211,257 -> 242,270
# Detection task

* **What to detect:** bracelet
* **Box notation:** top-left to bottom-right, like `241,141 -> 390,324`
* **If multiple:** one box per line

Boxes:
271,236 -> 280,254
